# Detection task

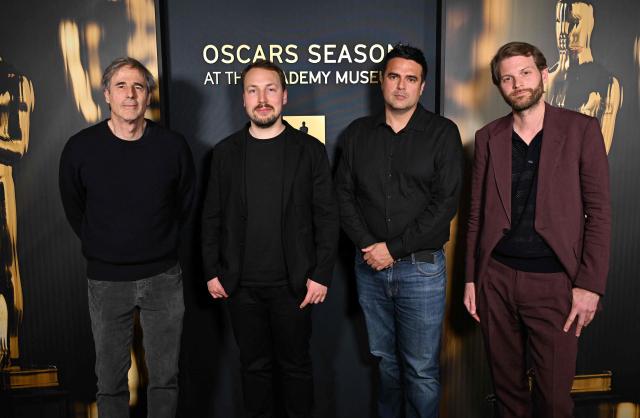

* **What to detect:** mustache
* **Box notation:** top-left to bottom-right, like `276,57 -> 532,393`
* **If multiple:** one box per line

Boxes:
254,104 -> 274,111
510,89 -> 533,97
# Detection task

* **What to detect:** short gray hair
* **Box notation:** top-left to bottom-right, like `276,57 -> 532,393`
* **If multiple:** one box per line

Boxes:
101,57 -> 156,93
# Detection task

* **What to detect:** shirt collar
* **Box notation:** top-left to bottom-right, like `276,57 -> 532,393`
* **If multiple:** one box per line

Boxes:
374,103 -> 427,133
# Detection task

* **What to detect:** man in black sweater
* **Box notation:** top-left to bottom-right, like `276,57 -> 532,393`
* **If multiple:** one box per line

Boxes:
59,57 -> 195,418
201,60 -> 338,417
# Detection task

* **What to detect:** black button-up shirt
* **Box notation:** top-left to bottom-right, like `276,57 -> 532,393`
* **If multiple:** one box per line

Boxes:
492,130 -> 563,272
335,104 -> 464,259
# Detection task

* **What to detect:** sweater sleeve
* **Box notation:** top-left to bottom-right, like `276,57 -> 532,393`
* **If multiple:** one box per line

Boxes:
177,136 -> 196,225
59,138 -> 85,239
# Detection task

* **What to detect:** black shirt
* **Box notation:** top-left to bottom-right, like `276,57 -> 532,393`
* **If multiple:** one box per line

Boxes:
59,120 -> 195,281
492,130 -> 563,272
241,130 -> 288,286
336,104 -> 464,259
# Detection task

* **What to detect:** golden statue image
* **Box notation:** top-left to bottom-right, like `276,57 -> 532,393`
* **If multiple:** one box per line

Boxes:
0,57 -> 34,368
59,0 -> 160,124
58,0 -> 159,411
547,0 -> 622,154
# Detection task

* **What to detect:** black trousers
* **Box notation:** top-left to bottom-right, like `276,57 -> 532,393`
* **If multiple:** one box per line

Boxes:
228,285 -> 313,418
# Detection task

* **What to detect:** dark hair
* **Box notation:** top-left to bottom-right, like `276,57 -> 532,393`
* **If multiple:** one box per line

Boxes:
101,57 -> 156,93
490,42 -> 548,85
241,59 -> 287,91
382,43 -> 428,81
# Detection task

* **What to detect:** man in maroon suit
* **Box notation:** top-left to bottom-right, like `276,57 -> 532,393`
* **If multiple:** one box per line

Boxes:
464,42 -> 611,418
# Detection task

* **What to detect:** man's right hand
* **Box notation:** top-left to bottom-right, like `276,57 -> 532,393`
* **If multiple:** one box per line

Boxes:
463,282 -> 480,322
207,277 -> 228,299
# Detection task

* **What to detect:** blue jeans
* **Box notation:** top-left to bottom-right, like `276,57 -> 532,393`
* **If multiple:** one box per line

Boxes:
355,249 -> 446,418
87,264 -> 184,418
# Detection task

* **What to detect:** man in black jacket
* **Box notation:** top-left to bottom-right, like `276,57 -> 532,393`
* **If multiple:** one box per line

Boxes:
201,60 -> 339,418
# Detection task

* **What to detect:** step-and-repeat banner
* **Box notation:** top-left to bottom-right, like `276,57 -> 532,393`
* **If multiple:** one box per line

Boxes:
443,0 -> 640,416
1,0 -> 161,412
163,1 -> 438,416
3,0 -> 638,416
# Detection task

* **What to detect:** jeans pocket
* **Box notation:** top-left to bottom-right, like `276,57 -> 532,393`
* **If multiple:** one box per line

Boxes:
415,251 -> 445,277
164,263 -> 182,277
415,261 -> 445,277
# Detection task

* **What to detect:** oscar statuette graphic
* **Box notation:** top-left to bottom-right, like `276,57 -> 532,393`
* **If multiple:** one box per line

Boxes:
283,115 -> 326,143
547,0 -> 622,154
58,1 -> 160,412
0,57 -> 58,389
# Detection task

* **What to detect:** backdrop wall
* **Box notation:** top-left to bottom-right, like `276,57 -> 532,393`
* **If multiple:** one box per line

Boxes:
442,1 -> 640,416
1,0 -> 638,417
161,1 -> 439,416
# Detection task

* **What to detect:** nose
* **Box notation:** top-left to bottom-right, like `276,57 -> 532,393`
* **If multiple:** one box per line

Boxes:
127,85 -> 136,98
397,77 -> 406,90
512,76 -> 523,90
257,89 -> 267,103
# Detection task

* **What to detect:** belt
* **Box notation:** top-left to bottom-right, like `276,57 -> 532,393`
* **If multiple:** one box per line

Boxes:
395,249 -> 437,263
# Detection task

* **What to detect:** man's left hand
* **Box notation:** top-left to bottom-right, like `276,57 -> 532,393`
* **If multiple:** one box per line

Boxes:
300,279 -> 328,309
362,242 -> 394,270
563,287 -> 600,337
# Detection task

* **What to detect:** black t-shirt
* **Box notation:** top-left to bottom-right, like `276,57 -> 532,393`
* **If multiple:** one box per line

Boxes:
241,129 -> 288,286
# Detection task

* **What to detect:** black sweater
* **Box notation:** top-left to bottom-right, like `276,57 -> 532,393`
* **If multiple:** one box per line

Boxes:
59,120 -> 195,281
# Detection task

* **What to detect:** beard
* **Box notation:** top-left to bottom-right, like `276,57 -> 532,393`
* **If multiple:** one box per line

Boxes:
248,104 -> 280,128
502,79 -> 545,112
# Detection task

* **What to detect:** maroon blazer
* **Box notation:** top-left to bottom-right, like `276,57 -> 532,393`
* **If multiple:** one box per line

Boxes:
465,103 -> 611,295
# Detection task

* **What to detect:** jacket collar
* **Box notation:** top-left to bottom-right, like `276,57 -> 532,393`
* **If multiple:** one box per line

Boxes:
488,102 -> 566,224
232,120 -> 303,210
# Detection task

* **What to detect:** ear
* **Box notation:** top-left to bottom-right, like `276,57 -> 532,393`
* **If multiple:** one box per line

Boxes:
420,80 -> 426,95
103,88 -> 111,104
283,89 -> 288,106
541,67 -> 549,84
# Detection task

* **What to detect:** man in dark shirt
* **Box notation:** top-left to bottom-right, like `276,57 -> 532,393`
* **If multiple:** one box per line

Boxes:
335,44 -> 463,418
464,42 -> 611,418
59,58 -> 195,418
201,60 -> 338,418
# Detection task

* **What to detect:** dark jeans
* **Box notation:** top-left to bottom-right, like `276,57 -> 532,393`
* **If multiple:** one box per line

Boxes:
478,258 -> 577,418
228,285 -> 313,418
355,249 -> 447,418
87,264 -> 184,418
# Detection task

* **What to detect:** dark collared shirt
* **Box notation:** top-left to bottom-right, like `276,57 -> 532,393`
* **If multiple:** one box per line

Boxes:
335,104 -> 464,259
492,130 -> 563,272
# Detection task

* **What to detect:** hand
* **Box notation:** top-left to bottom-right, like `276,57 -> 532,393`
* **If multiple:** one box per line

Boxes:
300,279 -> 328,309
207,277 -> 228,299
362,242 -> 394,271
463,282 -> 480,323
563,287 -> 600,337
